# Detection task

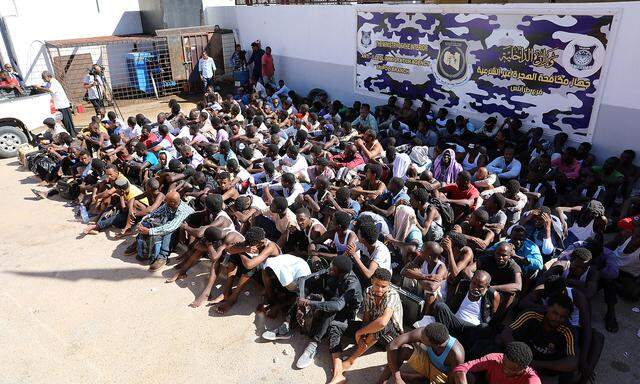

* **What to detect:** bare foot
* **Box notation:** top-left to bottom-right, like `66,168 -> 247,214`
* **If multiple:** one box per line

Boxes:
208,293 -> 225,304
328,373 -> 346,384
188,295 -> 207,308
165,272 -> 187,283
214,298 -> 236,314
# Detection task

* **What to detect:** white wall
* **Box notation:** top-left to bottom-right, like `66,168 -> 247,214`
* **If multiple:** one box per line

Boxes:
2,0 -> 142,84
205,2 -> 640,160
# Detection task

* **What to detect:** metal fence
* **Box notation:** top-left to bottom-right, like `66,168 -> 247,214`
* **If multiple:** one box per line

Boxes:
45,36 -> 184,108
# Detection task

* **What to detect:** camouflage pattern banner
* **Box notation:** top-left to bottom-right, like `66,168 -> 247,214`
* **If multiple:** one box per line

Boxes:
356,10 -> 616,140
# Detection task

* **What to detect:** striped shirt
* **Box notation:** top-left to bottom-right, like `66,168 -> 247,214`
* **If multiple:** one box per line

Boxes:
145,201 -> 195,236
509,311 -> 576,360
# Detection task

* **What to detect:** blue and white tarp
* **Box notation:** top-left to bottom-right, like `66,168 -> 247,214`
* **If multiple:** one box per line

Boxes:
356,10 -> 617,140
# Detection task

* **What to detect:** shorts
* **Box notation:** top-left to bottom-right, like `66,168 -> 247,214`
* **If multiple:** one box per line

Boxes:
407,344 -> 449,384
227,253 -> 261,277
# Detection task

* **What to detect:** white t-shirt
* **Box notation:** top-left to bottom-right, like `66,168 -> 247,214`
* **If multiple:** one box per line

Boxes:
47,78 -> 70,109
122,124 -> 142,140
83,74 -> 103,100
199,57 -> 216,78
357,240 -> 392,273
264,254 -> 311,291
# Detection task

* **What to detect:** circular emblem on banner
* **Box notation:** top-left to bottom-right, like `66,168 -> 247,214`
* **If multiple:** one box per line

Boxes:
561,35 -> 605,78
435,39 -> 470,85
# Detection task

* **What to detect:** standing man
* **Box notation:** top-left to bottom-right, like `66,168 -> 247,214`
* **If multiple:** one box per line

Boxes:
262,46 -> 275,86
83,64 -> 104,116
198,51 -> 216,92
36,71 -> 75,137
246,41 -> 265,84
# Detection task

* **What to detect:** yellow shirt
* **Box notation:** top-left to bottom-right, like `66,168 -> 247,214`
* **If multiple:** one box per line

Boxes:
125,184 -> 149,206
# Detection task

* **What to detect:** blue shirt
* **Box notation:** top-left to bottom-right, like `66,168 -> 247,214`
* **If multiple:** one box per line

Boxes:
488,239 -> 543,273
352,113 -> 378,134
144,152 -> 159,167
379,189 -> 411,208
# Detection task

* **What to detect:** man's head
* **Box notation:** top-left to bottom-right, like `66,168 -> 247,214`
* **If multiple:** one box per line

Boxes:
270,196 -> 288,216
410,188 -> 429,211
114,177 -> 130,194
245,227 -> 266,246
505,179 -> 520,198
358,223 -> 379,247
485,193 -> 505,213
569,247 -> 592,278
494,242 -> 514,267
204,226 -> 224,244
145,178 -> 160,193
469,270 -> 491,299
544,293 -> 573,329
333,211 -> 352,232
41,70 -> 53,82
295,207 -> 311,229
470,208 -> 490,229
447,231 -> 467,251
168,159 -> 184,173
105,164 -> 120,183
330,255 -> 353,278
165,191 -> 181,210
134,142 -> 147,157
388,177 -> 405,195
202,51 -> 209,59
456,171 -> 472,190
370,268 -> 392,298
504,146 -> 515,163
503,342 -> 533,378
281,172 -> 296,189
205,194 -> 224,214
620,149 -> 636,166
78,150 -> 91,165
43,117 -> 56,129
265,46 -> 272,55
335,186 -> 351,207
509,225 -> 527,249
422,322 -> 450,347
421,241 -> 443,262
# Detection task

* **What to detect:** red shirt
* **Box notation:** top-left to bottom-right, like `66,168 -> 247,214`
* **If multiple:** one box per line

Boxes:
443,183 -> 480,208
330,152 -> 365,170
452,353 -> 541,384
261,54 -> 275,77
0,77 -> 19,89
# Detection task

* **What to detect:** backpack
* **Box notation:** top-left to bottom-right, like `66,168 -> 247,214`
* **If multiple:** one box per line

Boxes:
428,196 -> 455,231
57,178 -> 80,200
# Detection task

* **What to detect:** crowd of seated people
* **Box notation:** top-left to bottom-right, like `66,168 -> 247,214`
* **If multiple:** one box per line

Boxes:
22,63 -> 640,384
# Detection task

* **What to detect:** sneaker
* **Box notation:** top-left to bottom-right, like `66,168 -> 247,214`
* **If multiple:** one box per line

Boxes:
149,258 -> 167,272
262,322 -> 292,341
296,342 -> 317,369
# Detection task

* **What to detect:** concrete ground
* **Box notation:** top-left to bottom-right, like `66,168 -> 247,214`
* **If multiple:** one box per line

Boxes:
1,98 -> 639,383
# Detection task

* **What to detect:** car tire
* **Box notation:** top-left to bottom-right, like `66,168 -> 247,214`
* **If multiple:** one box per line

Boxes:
0,125 -> 28,158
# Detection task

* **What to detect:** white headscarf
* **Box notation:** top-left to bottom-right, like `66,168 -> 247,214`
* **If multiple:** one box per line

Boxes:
393,204 -> 418,242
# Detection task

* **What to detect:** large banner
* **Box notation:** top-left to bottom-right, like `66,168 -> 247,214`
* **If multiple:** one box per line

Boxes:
356,10 -> 617,140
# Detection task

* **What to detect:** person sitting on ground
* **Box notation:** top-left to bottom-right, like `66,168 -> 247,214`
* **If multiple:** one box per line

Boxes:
437,171 -> 480,221
441,232 -> 475,287
254,196 -> 299,248
497,294 -> 578,382
381,322 -> 465,384
400,241 -> 448,310
452,341 -> 541,384
166,226 -> 245,308
431,270 -> 500,349
260,253 -> 312,318
327,268 -> 403,384
262,255 -> 363,370
83,177 -> 147,235
126,190 -> 195,271
455,208 -> 495,251
481,180 -> 528,227
349,222 -> 392,285
486,146 -> 522,184
119,178 -> 165,237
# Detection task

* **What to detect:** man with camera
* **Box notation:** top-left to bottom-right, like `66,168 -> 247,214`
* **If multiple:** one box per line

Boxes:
84,64 -> 105,116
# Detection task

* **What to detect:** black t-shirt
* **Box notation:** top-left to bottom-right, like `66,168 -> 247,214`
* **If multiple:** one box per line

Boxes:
510,311 -> 577,361
477,255 -> 521,286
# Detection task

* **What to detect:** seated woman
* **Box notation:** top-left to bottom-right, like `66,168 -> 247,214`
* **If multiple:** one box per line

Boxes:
433,148 -> 463,184
385,204 -> 424,263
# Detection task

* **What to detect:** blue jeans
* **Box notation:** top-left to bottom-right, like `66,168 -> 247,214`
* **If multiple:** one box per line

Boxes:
136,222 -> 174,261
96,209 -> 127,230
